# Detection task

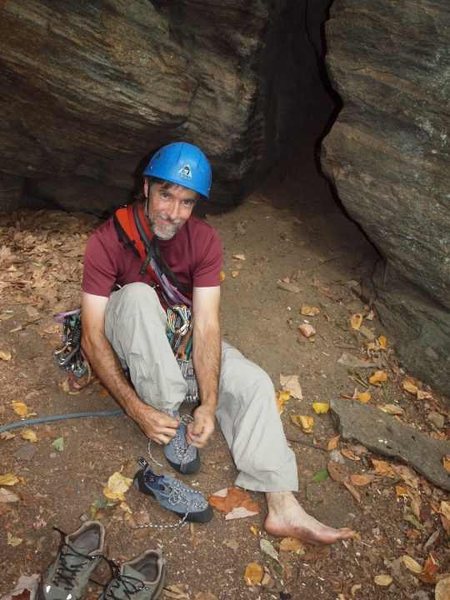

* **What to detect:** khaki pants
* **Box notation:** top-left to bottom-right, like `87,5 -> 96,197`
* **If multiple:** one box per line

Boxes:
105,283 -> 298,492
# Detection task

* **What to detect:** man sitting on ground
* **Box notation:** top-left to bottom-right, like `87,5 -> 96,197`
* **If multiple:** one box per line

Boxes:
81,141 -> 354,544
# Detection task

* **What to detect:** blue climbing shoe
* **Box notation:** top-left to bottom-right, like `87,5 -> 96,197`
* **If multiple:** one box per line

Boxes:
134,458 -> 212,524
163,417 -> 200,475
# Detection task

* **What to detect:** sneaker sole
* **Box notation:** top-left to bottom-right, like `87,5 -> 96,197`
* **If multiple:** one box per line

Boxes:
133,471 -> 213,523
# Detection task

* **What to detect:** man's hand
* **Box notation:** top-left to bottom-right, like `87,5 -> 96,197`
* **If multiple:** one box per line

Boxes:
186,405 -> 215,448
134,405 -> 179,445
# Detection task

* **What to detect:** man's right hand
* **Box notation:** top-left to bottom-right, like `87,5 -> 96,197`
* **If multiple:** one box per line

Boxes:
134,405 -> 179,445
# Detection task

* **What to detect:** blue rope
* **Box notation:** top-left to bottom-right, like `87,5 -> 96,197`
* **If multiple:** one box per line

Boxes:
0,409 -> 125,433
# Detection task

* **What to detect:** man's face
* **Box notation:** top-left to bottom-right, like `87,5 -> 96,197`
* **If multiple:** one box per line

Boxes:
144,180 -> 197,240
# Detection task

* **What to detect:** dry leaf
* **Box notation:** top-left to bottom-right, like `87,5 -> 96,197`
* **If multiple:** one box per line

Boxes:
439,501 -> 450,521
209,487 -> 260,517
0,473 -> 20,486
371,459 -> 396,477
279,537 -> 306,554
443,456 -> 450,473
403,378 -> 419,395
11,401 -> 35,418
219,271 -> 226,282
0,488 -> 20,503
378,335 -> 388,349
350,473 -> 375,487
395,485 -> 409,498
343,481 -> 361,503
434,575 -> 450,600
21,429 -> 38,443
231,271 -> 240,278
280,374 -> 303,400
418,554 -> 438,584
0,350 -> 12,361
1,432 -> 15,440
356,391 -> 371,404
379,404 -> 404,416
392,465 -> 420,489
341,448 -> 360,462
374,574 -> 392,587
401,555 -> 423,574
350,313 -> 363,330
298,323 -> 316,338
225,506 -> 259,520
244,562 -> 264,586
327,460 -> 350,483
249,525 -> 260,536
312,402 -> 330,415
163,584 -> 190,599
276,390 -> 291,414
300,305 -> 320,317
369,370 -> 388,385
327,435 -> 340,451
417,389 -> 433,400
260,538 -> 279,562
232,254 -> 246,261
290,414 -> 314,433
7,532 -> 23,547
103,472 -> 133,502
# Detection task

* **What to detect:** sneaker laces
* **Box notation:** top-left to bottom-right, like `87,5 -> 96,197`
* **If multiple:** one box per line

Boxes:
99,560 -> 146,600
51,527 -> 98,590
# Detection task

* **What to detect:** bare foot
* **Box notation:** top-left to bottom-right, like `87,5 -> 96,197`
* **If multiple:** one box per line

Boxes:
265,491 -> 356,545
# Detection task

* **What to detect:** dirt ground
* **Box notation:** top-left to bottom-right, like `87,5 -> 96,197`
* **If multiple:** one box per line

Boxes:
0,158 -> 449,600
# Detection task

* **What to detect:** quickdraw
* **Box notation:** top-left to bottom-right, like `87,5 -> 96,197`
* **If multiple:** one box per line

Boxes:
54,309 -> 90,382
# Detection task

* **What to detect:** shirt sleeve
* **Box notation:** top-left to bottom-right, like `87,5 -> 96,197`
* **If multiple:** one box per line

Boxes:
82,222 -> 119,297
193,228 -> 223,287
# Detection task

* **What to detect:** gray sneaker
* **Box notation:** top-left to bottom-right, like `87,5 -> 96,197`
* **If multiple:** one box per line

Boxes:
37,521 -> 105,600
99,549 -> 166,600
163,416 -> 200,475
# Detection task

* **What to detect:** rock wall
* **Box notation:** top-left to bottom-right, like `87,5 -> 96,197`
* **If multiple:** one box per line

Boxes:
0,0 -> 330,213
321,0 -> 450,396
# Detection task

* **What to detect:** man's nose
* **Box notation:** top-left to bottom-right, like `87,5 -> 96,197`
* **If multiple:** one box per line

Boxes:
167,200 -> 182,221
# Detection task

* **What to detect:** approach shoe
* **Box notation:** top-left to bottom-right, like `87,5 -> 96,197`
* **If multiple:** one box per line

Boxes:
37,520 -> 105,600
100,549 -> 166,600
163,415 -> 200,475
134,457 -> 213,524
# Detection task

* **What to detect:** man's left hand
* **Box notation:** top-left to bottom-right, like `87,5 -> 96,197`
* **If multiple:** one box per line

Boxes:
186,405 -> 215,448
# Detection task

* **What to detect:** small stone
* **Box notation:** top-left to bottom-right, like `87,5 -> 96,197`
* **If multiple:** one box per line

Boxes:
14,444 -> 37,461
298,323 -> 316,338
427,411 -> 445,430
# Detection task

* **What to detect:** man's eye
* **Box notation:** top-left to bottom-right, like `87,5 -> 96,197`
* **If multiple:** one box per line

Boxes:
183,199 -> 194,207
160,191 -> 170,199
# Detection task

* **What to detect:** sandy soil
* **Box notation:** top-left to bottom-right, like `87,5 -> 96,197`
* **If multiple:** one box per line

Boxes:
0,162 -> 449,600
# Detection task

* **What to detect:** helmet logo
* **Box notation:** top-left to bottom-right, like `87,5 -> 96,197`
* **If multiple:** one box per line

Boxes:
178,164 -> 192,180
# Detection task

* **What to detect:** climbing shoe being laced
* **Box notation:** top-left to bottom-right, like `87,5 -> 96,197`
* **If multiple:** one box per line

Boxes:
37,520 -> 105,600
134,458 -> 213,526
163,414 -> 200,475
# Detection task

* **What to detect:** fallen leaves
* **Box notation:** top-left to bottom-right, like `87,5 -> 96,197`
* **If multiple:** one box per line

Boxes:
103,471 -> 133,502
379,404 -> 404,416
312,402 -> 329,414
11,401 -> 36,418
7,532 -> 23,547
279,537 -> 306,554
443,455 -> 450,473
276,390 -> 291,414
300,305 -> 320,317
350,313 -> 363,330
0,488 -> 20,503
259,538 -> 279,562
244,562 -> 264,586
371,459 -> 396,478
435,575 -> 450,600
279,374 -> 303,400
402,377 -> 419,395
21,429 -> 38,443
327,434 -> 340,451
290,414 -> 314,433
0,349 -> 12,361
0,473 -> 20,486
52,437 -> 64,452
368,370 -> 388,385
374,574 -> 392,587
209,487 -> 259,520
355,391 -> 371,404
349,473 -> 375,487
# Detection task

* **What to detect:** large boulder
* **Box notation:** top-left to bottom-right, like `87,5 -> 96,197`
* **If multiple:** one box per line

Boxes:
0,0 -> 331,213
321,0 -> 450,396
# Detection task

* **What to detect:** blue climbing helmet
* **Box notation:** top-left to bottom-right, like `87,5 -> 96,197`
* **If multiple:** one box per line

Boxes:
143,142 -> 212,199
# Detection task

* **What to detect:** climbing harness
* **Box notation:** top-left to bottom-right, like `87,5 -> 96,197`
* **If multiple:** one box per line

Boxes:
54,309 -> 91,384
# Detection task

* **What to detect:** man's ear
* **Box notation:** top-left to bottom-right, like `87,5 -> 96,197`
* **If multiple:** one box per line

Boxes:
143,178 -> 149,199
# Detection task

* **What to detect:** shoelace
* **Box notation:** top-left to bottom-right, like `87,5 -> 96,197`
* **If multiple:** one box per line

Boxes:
147,414 -> 195,469
51,528 -> 97,589
100,561 -> 147,600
